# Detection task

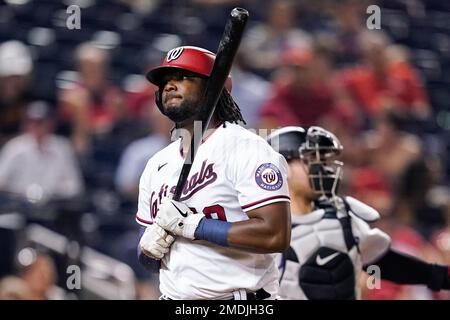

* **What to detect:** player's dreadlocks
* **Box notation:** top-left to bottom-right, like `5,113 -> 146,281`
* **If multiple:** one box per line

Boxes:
214,89 -> 246,126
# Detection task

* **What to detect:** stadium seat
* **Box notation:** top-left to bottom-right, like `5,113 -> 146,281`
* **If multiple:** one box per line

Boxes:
411,49 -> 442,82
424,0 -> 450,12
381,9 -> 410,41
32,62 -> 59,101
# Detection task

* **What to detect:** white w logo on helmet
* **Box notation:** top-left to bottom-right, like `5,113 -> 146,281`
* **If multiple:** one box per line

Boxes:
166,47 -> 184,62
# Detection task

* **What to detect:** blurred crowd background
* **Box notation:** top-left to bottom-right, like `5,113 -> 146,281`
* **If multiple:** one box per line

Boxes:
0,0 -> 449,300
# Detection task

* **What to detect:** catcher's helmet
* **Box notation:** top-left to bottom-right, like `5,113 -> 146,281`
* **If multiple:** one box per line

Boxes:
266,126 -> 307,160
267,126 -> 343,197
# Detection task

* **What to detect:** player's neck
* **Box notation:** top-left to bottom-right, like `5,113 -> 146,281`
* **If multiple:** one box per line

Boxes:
175,118 -> 222,154
290,194 -> 314,216
176,116 -> 221,134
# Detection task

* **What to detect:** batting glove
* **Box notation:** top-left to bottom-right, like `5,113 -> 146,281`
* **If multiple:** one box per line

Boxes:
155,196 -> 204,240
139,224 -> 175,260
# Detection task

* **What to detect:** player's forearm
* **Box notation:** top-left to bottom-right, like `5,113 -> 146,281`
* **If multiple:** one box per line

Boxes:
365,249 -> 450,291
194,216 -> 290,253
193,202 -> 291,253
227,218 -> 290,253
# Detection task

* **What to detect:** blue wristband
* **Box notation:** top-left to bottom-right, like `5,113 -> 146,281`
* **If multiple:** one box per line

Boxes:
194,218 -> 232,247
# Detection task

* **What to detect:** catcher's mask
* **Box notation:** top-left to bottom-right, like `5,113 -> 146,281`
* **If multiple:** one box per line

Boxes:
300,126 -> 344,197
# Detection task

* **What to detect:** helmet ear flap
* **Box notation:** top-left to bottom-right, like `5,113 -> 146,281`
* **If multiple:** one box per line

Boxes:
154,90 -> 165,115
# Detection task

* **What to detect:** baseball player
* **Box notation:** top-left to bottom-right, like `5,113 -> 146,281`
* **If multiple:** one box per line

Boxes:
267,126 -> 450,299
135,46 -> 291,300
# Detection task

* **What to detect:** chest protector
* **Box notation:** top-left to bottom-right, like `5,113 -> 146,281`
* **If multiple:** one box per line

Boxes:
280,204 -> 362,300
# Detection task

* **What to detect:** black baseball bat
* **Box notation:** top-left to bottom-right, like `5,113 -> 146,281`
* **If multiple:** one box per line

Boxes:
173,7 -> 249,201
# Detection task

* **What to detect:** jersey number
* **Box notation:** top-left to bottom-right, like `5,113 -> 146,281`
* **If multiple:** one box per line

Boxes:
190,204 -> 227,221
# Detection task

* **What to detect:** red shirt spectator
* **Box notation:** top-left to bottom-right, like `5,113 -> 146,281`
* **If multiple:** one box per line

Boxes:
58,42 -> 129,154
260,80 -> 335,127
259,48 -> 340,128
59,84 -> 127,134
340,61 -> 429,117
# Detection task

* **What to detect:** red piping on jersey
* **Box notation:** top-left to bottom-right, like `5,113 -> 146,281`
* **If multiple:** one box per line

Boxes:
241,195 -> 291,210
136,215 -> 153,225
179,122 -> 224,159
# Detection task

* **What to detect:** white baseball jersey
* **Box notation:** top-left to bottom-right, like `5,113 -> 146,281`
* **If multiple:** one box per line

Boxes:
278,196 -> 391,300
136,122 -> 290,299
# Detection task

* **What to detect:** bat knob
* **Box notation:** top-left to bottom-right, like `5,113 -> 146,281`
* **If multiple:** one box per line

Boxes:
231,7 -> 249,20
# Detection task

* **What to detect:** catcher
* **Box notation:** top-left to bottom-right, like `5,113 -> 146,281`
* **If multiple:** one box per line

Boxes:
267,125 -> 450,299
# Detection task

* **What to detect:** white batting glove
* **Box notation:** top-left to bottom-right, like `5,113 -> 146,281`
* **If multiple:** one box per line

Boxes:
155,196 -> 205,240
139,224 -> 175,260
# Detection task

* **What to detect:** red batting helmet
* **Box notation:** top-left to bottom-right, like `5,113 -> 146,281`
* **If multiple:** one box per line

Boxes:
146,46 -> 232,92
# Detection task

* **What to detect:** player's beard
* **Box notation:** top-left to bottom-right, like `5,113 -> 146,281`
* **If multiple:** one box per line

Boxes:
163,94 -> 199,124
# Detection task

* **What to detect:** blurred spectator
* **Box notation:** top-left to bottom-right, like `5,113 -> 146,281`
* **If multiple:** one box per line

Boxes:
317,115 -> 364,174
240,0 -> 312,77
365,220 -> 444,300
0,276 -> 33,300
0,101 -> 84,203
353,167 -> 443,300
18,253 -> 60,300
432,190 -> 450,299
0,41 -> 33,147
348,168 -> 393,217
394,159 -> 447,238
337,30 -> 431,123
432,187 -> 450,259
361,110 -> 422,185
125,83 -> 157,122
258,47 -> 338,129
0,252 -> 61,300
115,105 -> 172,202
329,0 -> 370,66
119,0 -> 161,14
229,53 -> 270,128
363,223 -> 444,300
58,42 -> 129,155
370,159 -> 445,299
